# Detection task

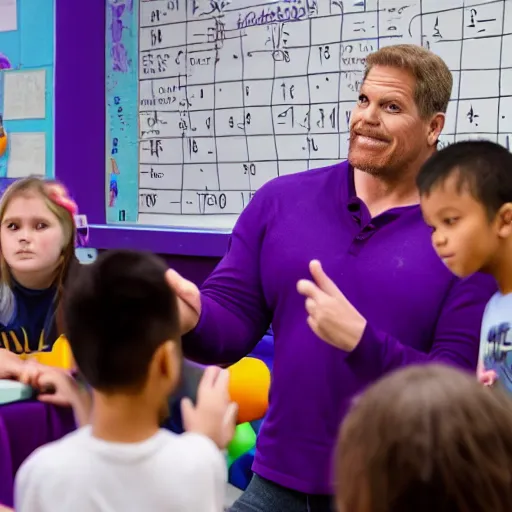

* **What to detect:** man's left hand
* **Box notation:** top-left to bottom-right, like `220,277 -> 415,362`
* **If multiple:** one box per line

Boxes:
297,260 -> 367,352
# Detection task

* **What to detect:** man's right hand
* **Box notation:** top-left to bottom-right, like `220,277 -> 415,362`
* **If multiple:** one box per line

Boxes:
166,269 -> 201,335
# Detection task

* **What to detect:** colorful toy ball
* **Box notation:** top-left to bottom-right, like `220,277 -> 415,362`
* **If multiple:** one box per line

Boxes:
227,422 -> 256,471
227,357 -> 271,424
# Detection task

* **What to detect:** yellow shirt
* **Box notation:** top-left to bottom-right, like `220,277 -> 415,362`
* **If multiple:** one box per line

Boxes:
22,335 -> 74,370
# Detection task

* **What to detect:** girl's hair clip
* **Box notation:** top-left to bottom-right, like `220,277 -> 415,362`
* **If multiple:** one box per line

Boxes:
51,193 -> 78,217
74,214 -> 89,248
45,183 -> 78,217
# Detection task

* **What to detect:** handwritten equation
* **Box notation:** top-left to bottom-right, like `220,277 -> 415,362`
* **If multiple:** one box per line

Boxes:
136,0 -> 512,226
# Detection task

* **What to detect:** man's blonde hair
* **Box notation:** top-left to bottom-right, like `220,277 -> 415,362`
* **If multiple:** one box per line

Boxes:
364,44 -> 452,119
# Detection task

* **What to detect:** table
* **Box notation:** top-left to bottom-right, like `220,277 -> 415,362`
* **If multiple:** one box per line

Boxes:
0,401 -> 75,507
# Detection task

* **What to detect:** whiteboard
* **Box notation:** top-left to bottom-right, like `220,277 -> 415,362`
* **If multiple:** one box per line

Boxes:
105,0 -> 512,230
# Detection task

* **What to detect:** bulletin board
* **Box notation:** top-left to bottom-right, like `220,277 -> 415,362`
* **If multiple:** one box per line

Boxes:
0,0 -> 55,187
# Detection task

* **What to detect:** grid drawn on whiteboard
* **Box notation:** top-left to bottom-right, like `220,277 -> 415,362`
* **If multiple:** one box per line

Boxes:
136,0 -> 512,227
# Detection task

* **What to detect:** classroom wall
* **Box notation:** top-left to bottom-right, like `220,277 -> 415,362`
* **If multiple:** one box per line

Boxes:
160,254 -> 219,287
54,1 -> 225,281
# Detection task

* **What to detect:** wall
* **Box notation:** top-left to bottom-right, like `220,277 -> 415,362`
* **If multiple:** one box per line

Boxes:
54,0 -> 223,282
160,253 -> 219,286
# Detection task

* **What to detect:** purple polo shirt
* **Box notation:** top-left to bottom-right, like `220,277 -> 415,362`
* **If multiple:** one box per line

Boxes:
183,161 -> 496,495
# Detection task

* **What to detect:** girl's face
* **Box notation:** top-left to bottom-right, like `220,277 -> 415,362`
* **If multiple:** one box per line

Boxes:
0,191 -> 66,288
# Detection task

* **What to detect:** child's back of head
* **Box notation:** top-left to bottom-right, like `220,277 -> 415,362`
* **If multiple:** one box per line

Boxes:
336,364 -> 512,512
64,249 -> 180,398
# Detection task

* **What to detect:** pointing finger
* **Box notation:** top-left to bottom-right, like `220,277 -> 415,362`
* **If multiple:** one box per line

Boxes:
309,260 -> 341,297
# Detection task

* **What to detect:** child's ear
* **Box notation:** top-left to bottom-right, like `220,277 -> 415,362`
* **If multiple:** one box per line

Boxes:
496,203 -> 512,238
158,341 -> 180,389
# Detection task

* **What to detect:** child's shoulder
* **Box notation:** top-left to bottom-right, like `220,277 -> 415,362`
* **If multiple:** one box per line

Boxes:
17,428 -> 89,482
485,291 -> 512,310
482,291 -> 512,322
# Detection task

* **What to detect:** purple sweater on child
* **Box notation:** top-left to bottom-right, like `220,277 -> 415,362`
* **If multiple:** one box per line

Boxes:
183,161 -> 496,495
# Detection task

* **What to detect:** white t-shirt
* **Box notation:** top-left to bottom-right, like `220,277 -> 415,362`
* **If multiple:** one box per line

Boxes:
480,291 -> 512,395
14,426 -> 227,512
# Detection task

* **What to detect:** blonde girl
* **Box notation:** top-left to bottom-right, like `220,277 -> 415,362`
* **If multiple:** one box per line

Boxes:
0,177 -> 79,380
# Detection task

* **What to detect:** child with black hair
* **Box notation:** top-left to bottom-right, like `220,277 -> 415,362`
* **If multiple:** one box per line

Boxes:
417,140 -> 512,392
14,249 -> 237,512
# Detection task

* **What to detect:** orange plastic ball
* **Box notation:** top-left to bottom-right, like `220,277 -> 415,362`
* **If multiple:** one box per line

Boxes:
228,357 -> 271,424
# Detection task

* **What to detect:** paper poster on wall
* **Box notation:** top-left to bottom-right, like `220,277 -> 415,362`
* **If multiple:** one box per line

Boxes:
0,0 -> 54,179
7,132 -> 45,177
0,0 -> 17,33
3,69 -> 46,120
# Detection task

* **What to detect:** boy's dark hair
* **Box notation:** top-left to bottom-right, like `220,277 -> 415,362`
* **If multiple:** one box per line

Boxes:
416,140 -> 512,218
336,364 -> 512,512
64,249 -> 180,392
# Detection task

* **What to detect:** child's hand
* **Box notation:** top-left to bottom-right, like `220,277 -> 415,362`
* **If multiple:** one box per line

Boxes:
18,364 -> 92,425
477,361 -> 497,387
479,369 -> 498,387
181,366 -> 238,450
0,348 -> 25,380
19,363 -> 77,406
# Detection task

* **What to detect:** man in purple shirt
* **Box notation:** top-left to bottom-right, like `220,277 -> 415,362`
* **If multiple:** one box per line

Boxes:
168,44 -> 496,511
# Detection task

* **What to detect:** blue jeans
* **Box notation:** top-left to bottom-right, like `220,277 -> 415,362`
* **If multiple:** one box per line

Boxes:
228,475 -> 335,512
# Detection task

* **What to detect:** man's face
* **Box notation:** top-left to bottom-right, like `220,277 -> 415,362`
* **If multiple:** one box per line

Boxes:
348,65 -> 443,179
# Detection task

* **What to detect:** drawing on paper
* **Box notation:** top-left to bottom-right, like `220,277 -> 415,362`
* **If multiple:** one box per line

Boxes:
109,157 -> 120,207
109,0 -> 133,72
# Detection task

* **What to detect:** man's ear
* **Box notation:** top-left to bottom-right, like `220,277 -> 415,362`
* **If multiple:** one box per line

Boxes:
427,113 -> 445,147
496,203 -> 512,238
